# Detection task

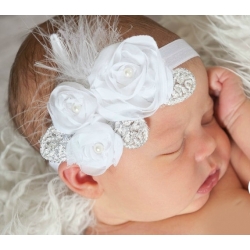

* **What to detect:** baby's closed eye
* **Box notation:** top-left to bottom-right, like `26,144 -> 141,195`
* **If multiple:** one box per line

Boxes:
164,139 -> 184,156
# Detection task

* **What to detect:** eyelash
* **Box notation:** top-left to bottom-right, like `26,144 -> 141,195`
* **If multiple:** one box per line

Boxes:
167,139 -> 184,155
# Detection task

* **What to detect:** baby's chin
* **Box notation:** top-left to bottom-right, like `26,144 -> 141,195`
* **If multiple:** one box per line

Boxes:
177,193 -> 210,216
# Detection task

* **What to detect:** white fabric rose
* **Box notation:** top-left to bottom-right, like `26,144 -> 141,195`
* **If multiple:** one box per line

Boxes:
88,35 -> 174,121
48,82 -> 98,134
66,122 -> 123,176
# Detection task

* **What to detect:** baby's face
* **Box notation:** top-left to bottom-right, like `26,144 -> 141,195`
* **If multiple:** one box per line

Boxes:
93,58 -> 231,224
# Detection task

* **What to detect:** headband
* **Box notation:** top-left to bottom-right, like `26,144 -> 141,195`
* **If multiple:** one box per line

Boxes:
40,34 -> 199,175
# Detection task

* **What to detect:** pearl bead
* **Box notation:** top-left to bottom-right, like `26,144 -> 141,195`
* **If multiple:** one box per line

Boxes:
93,143 -> 104,154
124,67 -> 134,78
72,104 -> 81,114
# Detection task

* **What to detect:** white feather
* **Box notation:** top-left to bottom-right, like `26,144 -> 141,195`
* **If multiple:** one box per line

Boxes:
35,16 -> 121,88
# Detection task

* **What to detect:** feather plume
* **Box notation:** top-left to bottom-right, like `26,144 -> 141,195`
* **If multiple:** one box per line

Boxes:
35,16 -> 121,88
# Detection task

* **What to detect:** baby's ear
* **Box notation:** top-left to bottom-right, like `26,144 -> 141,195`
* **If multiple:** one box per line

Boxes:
58,162 -> 103,199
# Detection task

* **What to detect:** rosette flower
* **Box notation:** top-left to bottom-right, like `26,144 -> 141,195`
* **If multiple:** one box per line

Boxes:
88,35 -> 173,121
66,122 -> 123,176
48,82 -> 98,134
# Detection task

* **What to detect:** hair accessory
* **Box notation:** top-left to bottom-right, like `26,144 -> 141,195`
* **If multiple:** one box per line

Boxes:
112,119 -> 148,149
87,35 -> 174,121
166,68 -> 196,106
66,122 -> 123,176
40,126 -> 72,164
159,39 -> 199,69
39,22 -> 199,175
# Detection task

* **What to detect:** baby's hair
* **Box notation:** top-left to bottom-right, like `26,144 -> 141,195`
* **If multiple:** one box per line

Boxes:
8,16 -> 58,150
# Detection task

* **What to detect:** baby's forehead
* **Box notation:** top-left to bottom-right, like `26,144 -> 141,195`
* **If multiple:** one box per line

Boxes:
148,65 -> 210,139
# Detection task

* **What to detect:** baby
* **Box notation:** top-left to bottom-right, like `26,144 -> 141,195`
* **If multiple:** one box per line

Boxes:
6,15 -> 250,234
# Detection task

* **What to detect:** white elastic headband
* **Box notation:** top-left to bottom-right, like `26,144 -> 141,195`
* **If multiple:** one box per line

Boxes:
160,39 -> 199,69
39,35 -> 199,174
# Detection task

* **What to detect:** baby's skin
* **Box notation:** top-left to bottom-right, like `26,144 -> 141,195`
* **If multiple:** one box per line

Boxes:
207,66 -> 250,189
87,67 -> 250,234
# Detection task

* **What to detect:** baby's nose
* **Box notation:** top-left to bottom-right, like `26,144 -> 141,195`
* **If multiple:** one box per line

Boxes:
195,132 -> 216,162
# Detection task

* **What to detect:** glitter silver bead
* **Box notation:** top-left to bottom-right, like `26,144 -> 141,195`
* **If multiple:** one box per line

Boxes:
166,68 -> 196,105
112,119 -> 148,149
40,126 -> 72,163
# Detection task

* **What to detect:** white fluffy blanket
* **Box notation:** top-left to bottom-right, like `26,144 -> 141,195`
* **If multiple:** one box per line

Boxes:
1,15 -> 250,234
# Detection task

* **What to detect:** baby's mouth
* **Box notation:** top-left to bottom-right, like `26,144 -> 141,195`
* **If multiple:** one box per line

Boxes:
197,169 -> 220,194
